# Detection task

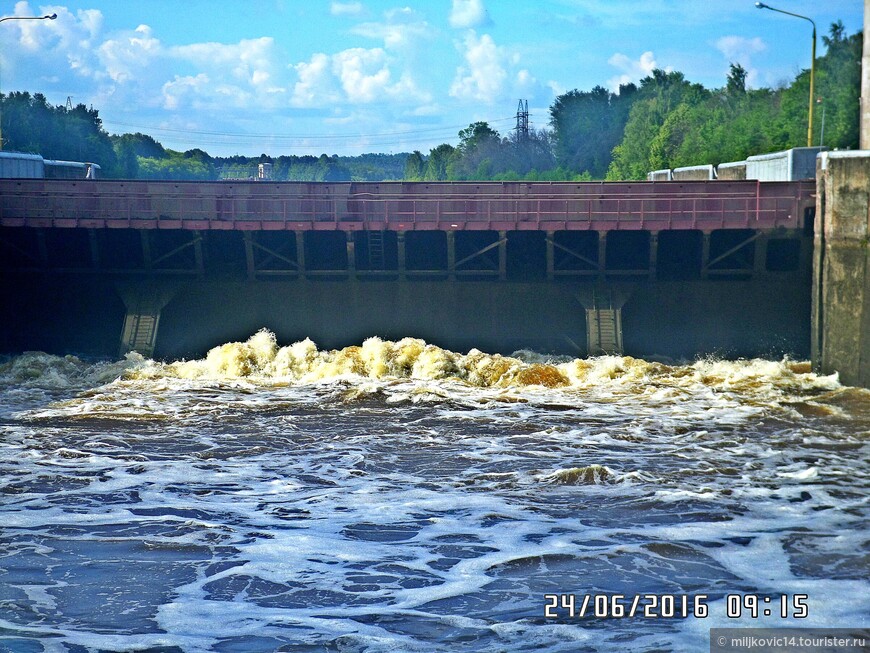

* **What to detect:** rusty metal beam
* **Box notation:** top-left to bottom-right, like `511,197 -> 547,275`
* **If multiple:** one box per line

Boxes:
0,179 -> 815,233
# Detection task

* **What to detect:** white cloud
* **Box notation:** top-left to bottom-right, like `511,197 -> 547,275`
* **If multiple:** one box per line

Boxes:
449,30 -> 546,105
97,24 -> 162,83
351,7 -> 435,52
332,47 -> 392,103
716,36 -> 766,61
449,31 -> 506,103
715,36 -> 766,87
330,1 -> 365,17
162,73 -> 210,110
172,37 -> 277,87
449,0 -> 490,29
291,7 -> 433,109
606,50 -> 663,91
292,52 -> 342,106
7,3 -> 104,77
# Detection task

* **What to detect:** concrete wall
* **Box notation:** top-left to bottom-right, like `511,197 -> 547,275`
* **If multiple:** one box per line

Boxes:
646,148 -> 824,183
1,273 -> 811,361
813,151 -> 870,387
746,147 -> 826,181
716,162 -> 747,180
0,152 -> 44,178
648,169 -> 673,181
672,165 -> 716,181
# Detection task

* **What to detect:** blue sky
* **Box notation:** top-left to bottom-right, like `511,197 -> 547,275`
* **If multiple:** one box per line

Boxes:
1,0 -> 863,157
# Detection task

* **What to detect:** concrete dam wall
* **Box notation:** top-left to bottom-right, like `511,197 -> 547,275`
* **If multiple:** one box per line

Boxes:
1,223 -> 812,361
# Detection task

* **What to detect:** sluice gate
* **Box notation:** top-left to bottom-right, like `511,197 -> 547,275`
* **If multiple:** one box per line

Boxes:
0,179 -> 815,361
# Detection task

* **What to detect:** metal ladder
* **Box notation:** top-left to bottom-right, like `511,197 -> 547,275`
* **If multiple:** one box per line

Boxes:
119,294 -> 161,357
586,289 -> 623,355
367,230 -> 385,269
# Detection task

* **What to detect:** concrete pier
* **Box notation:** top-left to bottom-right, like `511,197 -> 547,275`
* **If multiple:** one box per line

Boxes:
813,152 -> 870,387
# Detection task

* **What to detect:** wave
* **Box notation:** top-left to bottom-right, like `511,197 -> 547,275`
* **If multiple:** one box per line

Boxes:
0,350 -> 144,390
538,465 -> 616,485
0,330 -> 843,397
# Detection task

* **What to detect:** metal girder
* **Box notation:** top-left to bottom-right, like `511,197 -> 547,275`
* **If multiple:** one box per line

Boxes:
547,236 -> 599,270
454,237 -> 505,270
704,231 -> 761,271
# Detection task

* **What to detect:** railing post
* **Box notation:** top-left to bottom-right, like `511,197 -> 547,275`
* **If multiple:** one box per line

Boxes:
755,179 -> 761,227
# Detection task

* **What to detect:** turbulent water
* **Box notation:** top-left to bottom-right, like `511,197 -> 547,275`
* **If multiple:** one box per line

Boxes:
1,331 -> 868,652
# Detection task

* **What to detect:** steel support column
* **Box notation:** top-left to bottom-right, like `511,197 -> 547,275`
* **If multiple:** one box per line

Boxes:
498,230 -> 507,281
194,230 -> 204,277
244,232 -> 255,281
546,230 -> 555,281
649,231 -> 659,280
295,231 -> 306,276
597,232 -> 607,281
397,231 -> 406,280
753,232 -> 768,276
447,231 -> 456,280
346,231 -> 356,278
701,232 -> 711,280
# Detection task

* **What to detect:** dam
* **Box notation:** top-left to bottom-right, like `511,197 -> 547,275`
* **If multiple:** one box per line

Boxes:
0,177 -> 817,362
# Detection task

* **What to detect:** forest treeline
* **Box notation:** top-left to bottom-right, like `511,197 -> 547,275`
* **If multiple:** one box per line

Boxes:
0,21 -> 859,182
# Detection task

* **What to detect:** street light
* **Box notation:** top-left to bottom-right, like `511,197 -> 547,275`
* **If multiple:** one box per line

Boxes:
0,13 -> 57,23
0,13 -> 57,151
755,2 -> 816,147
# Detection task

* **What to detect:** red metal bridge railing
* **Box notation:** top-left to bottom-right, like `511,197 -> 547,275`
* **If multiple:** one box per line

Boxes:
0,179 -> 814,232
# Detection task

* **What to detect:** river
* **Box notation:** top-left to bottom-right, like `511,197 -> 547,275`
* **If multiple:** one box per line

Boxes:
1,330 -> 868,652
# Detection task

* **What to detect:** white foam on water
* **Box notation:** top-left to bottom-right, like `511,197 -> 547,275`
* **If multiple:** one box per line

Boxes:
0,333 -> 867,652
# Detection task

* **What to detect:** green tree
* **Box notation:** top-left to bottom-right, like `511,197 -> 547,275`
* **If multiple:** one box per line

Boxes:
812,21 -> 861,148
607,70 -> 708,179
424,143 -> 455,180
404,150 -> 425,180
549,83 -> 636,178
315,154 -> 352,181
1,91 -> 118,174
113,138 -> 139,178
457,121 -> 500,153
112,132 -> 166,159
137,154 -> 213,180
726,63 -> 747,96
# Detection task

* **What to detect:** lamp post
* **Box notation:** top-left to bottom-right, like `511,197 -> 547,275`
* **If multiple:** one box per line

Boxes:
755,2 -> 816,147
0,13 -> 57,151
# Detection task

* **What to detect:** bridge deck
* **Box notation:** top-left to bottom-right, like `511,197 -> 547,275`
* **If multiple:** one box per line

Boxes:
0,179 -> 814,233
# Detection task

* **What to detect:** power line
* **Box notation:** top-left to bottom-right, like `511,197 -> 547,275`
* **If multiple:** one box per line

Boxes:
101,116 -> 517,143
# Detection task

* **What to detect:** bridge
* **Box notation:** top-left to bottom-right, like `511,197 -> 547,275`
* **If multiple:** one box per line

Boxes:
1,178 -> 817,362
1,178 -> 813,277
1,178 -> 812,231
